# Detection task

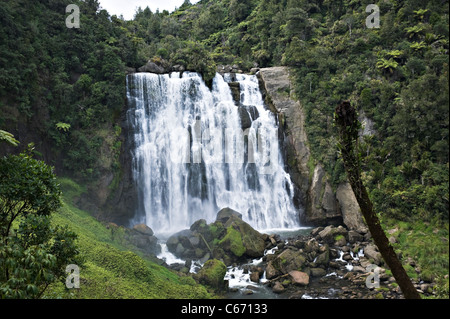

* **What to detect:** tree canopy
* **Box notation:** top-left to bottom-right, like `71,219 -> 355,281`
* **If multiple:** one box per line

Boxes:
0,148 -> 79,298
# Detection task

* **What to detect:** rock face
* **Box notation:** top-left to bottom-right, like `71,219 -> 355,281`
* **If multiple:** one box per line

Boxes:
308,164 -> 341,226
138,60 -> 168,74
336,182 -> 367,231
258,67 -> 344,227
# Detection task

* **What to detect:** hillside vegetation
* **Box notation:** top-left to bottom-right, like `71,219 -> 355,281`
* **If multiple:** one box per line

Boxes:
45,178 -> 211,299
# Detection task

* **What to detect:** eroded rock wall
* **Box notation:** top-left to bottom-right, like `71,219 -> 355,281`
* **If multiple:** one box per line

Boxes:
258,67 -> 363,229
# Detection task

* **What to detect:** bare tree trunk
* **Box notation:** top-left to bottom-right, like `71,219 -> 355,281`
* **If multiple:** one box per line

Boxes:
335,101 -> 421,299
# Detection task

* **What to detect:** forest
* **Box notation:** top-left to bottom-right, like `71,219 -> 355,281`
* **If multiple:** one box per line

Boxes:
0,0 -> 448,300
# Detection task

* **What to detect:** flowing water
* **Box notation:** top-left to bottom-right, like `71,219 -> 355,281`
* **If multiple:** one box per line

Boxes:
126,71 -> 301,237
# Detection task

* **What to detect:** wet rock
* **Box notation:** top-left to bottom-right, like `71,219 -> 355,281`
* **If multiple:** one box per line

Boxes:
276,249 -> 307,274
133,223 -> 154,236
318,225 -> 348,244
238,106 -> 252,130
266,261 -> 281,280
250,271 -> 260,283
223,215 -> 266,259
216,207 -> 243,223
272,281 -> 285,294
348,230 -> 364,243
310,268 -> 327,277
364,244 -> 382,265
195,259 -> 227,291
289,271 -> 309,286
311,227 -> 324,237
190,219 -> 208,233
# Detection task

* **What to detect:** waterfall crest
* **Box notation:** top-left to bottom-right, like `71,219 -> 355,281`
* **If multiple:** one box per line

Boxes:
127,72 -> 301,237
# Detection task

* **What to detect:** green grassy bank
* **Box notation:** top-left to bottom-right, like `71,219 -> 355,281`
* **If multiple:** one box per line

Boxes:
43,178 -> 212,299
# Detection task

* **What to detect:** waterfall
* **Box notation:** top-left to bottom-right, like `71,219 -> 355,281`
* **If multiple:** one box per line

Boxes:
127,72 -> 301,237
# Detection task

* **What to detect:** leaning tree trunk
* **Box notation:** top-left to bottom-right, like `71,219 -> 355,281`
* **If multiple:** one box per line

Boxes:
334,101 -> 421,299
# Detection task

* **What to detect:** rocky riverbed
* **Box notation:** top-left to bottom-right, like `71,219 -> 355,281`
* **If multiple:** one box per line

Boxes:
148,207 -> 435,299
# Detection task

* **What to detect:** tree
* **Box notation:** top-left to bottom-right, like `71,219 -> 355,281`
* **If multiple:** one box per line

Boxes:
334,101 -> 421,299
0,147 -> 79,298
229,0 -> 253,23
0,130 -> 19,147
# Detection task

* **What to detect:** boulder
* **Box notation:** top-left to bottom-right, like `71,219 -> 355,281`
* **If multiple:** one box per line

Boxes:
318,225 -> 348,244
364,244 -> 382,265
138,61 -> 166,74
311,227 -> 324,237
334,236 -> 347,247
190,219 -> 208,233
195,259 -> 227,291
315,248 -> 330,267
289,271 -> 310,286
304,238 -> 319,253
266,260 -> 281,280
126,226 -> 160,255
172,64 -> 185,72
272,281 -> 285,294
216,225 -> 246,258
250,271 -> 260,283
216,207 -> 243,223
166,229 -> 196,257
132,223 -> 154,236
310,268 -> 327,277
348,230 -> 364,243
166,235 -> 179,252
272,249 -> 307,274
223,215 -> 266,258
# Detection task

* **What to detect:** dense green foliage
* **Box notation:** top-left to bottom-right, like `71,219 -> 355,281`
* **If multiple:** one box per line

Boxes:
0,149 -> 79,298
1,0 -> 135,179
1,0 -> 447,223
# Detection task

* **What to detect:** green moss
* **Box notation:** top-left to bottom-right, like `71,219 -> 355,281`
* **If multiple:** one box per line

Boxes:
375,292 -> 384,299
197,259 -> 227,290
219,226 -> 246,257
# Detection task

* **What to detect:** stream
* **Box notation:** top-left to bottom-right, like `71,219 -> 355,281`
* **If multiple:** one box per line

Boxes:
157,227 -> 313,299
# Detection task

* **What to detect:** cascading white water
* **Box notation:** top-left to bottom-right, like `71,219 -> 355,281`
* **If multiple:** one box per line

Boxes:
127,71 -> 301,237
